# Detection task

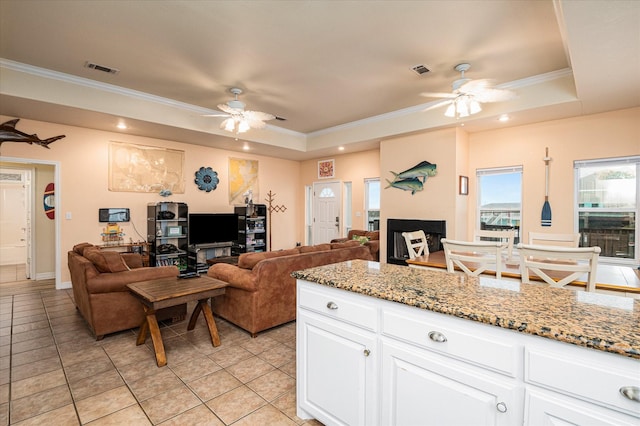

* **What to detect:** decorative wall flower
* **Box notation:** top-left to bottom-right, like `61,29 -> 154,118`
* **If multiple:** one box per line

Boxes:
194,167 -> 219,192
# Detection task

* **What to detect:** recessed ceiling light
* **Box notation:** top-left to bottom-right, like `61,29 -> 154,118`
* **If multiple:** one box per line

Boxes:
338,146 -> 345,151
498,114 -> 510,122
116,122 -> 127,130
243,144 -> 250,151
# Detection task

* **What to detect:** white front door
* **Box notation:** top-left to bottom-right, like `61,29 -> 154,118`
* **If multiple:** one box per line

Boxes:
0,168 -> 32,279
312,181 -> 341,244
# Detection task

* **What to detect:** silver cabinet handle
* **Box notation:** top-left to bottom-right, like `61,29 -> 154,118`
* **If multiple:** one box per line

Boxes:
620,386 -> 640,402
496,402 -> 507,413
364,349 -> 371,357
428,331 -> 447,343
326,301 -> 338,310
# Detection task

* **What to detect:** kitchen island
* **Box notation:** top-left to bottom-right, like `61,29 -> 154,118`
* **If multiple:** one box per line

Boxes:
293,260 -> 640,426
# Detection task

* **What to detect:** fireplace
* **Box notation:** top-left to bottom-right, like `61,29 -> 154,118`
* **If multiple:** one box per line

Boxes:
387,219 -> 446,265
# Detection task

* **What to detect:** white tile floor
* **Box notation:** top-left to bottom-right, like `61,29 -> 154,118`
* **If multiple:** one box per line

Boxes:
0,280 -> 323,425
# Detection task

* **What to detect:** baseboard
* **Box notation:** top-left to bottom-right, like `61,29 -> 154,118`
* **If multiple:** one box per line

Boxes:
35,272 -> 55,280
57,281 -> 72,290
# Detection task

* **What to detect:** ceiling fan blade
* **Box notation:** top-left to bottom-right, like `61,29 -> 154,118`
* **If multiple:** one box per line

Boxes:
422,99 -> 452,112
420,92 -> 456,99
202,113 -> 230,117
217,104 -> 242,114
244,110 -> 276,122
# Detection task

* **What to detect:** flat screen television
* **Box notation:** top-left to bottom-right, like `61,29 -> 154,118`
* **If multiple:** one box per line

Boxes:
188,213 -> 239,246
99,208 -> 130,222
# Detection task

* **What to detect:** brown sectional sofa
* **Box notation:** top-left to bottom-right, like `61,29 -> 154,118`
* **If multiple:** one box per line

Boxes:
207,240 -> 374,336
331,229 -> 380,261
68,243 -> 185,339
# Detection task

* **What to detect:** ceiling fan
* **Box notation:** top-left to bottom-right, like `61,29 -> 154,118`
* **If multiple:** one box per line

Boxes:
204,87 -> 275,134
421,63 -> 516,118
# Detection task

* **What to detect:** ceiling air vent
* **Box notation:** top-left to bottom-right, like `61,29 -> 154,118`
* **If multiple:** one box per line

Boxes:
275,116 -> 286,121
84,61 -> 120,75
411,64 -> 430,75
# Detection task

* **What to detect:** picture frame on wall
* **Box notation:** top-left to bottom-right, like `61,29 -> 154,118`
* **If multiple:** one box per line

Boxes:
459,175 -> 469,195
318,159 -> 335,179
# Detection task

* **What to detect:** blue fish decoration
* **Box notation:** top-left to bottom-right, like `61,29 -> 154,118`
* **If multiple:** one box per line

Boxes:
390,161 -> 437,182
385,177 -> 423,195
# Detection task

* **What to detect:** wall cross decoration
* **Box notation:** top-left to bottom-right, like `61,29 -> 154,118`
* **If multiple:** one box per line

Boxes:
265,190 -> 287,251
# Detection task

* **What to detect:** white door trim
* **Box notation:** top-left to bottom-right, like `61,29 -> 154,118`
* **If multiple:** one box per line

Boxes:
1,156 -> 62,289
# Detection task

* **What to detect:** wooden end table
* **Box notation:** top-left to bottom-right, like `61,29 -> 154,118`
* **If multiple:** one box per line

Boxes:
127,275 -> 227,367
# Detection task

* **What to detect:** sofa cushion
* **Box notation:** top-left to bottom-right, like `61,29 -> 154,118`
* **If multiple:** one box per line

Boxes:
299,243 -> 331,253
238,248 -> 300,269
73,242 -> 94,255
365,231 -> 379,240
83,247 -> 130,273
331,240 -> 361,249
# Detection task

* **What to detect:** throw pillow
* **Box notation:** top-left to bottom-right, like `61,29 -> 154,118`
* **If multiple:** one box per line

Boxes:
73,242 -> 93,255
352,235 -> 370,245
83,247 -> 130,273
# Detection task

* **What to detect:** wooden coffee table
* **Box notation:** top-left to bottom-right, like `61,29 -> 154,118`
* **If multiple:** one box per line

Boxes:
127,275 -> 227,367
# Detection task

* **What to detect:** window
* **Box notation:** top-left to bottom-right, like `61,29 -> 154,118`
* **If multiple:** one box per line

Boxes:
365,178 -> 380,231
477,167 -> 522,243
575,156 -> 638,262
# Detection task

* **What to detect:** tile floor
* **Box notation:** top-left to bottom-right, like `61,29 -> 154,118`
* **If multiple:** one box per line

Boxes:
0,284 -> 323,425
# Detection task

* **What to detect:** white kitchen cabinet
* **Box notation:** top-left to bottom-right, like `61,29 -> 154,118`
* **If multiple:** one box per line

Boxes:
381,339 -> 522,425
525,389 -> 639,426
296,279 -> 640,426
297,284 -> 378,426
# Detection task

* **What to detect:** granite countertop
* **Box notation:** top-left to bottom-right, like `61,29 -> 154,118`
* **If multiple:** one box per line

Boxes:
292,260 -> 640,359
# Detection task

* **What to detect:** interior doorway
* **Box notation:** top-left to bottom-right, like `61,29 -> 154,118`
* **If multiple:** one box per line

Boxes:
0,167 -> 32,282
312,181 -> 342,244
0,158 -> 59,288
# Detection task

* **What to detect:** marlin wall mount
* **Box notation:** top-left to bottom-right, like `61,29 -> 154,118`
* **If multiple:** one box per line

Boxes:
0,119 -> 65,149
385,161 -> 438,195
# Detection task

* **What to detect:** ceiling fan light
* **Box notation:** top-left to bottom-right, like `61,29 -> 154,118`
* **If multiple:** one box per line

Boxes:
238,120 -> 250,133
444,103 -> 456,118
221,118 -> 235,132
469,99 -> 482,115
457,100 -> 469,117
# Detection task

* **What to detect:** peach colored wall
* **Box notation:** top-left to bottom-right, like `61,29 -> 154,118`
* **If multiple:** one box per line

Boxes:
379,128 -> 460,262
300,149 -> 380,240
0,116 -> 301,287
467,107 -> 640,241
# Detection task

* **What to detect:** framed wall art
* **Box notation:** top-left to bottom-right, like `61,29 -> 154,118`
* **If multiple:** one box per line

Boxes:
459,175 -> 469,195
318,159 -> 335,179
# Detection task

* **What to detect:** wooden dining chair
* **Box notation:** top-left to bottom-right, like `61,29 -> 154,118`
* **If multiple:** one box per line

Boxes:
441,238 -> 507,279
517,243 -> 601,291
474,229 -> 516,263
528,232 -> 580,247
402,230 -> 428,259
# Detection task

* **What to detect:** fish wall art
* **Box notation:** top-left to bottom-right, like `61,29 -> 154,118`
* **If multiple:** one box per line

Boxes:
385,161 -> 437,195
0,119 -> 65,149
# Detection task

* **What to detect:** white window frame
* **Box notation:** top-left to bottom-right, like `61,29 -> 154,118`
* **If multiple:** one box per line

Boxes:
574,156 -> 639,264
476,166 -> 523,243
365,178 -> 380,231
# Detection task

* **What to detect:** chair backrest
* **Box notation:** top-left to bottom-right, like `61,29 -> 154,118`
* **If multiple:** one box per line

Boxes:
441,238 -> 506,279
528,232 -> 580,248
474,229 -> 516,262
402,230 -> 428,259
517,243 -> 601,291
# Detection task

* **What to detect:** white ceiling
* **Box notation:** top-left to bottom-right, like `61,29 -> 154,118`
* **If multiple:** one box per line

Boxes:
0,0 -> 638,160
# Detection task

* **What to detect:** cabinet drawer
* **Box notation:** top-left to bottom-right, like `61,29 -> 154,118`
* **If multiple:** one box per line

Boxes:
381,308 -> 520,377
526,345 -> 640,418
298,282 -> 378,331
